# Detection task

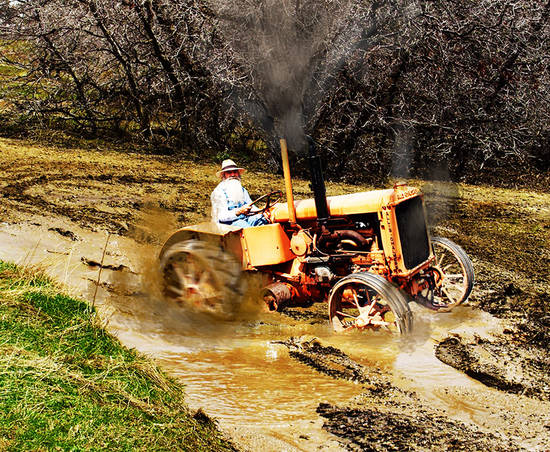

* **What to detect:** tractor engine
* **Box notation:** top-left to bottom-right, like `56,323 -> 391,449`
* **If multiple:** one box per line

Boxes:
260,138 -> 432,314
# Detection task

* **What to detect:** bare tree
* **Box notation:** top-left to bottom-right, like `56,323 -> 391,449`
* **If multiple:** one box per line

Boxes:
312,0 -> 550,182
1,0 -> 548,184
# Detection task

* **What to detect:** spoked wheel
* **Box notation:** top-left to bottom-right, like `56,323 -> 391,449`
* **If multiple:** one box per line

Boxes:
415,236 -> 475,312
159,240 -> 243,317
328,272 -> 413,334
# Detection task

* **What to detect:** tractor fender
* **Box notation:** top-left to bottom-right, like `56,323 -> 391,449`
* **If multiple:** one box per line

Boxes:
159,229 -> 197,260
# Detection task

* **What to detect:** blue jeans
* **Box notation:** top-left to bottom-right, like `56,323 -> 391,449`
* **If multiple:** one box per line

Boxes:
229,213 -> 268,228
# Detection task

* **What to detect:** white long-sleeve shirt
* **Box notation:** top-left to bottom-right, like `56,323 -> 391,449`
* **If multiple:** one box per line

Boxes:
210,179 -> 253,224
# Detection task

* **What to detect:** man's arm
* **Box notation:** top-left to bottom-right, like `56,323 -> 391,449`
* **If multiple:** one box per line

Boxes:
242,188 -> 260,213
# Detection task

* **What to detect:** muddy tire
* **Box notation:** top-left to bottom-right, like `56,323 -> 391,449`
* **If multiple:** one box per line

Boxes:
159,239 -> 243,318
415,237 -> 475,312
328,272 -> 413,334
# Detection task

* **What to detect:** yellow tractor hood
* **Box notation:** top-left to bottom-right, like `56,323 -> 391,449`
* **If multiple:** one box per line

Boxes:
270,188 -> 397,222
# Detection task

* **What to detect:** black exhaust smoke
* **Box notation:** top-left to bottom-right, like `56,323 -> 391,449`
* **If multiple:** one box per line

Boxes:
307,136 -> 330,223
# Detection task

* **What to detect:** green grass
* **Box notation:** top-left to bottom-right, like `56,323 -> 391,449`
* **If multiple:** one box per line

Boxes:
0,262 -> 235,451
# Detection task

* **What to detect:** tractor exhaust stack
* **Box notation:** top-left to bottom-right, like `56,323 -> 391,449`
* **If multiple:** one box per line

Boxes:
307,136 -> 330,223
280,138 -> 297,225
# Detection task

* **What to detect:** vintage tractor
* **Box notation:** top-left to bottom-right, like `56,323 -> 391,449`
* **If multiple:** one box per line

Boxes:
159,139 -> 474,334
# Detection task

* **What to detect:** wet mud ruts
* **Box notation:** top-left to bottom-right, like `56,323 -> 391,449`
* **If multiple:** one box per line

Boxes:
49,227 -> 80,241
316,403 -> 518,452
435,334 -> 550,401
80,256 -> 130,272
280,337 -> 524,451
277,336 -> 383,385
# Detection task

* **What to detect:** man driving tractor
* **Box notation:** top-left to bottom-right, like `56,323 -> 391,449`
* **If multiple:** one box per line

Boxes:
210,159 -> 268,228
162,141 -> 474,332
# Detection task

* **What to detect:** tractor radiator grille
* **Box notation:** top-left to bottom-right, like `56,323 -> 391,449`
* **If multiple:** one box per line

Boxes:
395,197 -> 430,269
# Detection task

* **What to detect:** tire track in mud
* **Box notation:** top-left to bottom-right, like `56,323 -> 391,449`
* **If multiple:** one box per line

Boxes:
436,334 -> 550,401
277,337 -> 389,386
316,404 -> 515,452
1,175 -> 149,233
0,171 -> 206,234
277,336 -> 536,451
1,175 -> 127,230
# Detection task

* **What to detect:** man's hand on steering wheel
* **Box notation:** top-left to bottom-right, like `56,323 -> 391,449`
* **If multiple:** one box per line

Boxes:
241,190 -> 283,216
235,204 -> 252,216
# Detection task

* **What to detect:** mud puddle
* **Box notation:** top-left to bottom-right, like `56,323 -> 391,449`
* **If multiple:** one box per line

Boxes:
2,218 -> 549,451
137,338 -> 358,450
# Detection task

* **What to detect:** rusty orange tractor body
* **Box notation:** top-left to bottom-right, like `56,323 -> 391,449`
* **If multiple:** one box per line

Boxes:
160,139 -> 474,334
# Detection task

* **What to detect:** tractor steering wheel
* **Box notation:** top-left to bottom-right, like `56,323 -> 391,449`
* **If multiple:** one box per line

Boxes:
243,190 -> 283,216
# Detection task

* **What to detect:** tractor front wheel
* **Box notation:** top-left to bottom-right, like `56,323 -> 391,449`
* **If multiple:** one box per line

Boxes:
328,272 -> 413,334
414,237 -> 474,312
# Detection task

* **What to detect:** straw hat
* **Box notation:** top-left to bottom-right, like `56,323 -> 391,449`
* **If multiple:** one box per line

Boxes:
216,159 -> 246,178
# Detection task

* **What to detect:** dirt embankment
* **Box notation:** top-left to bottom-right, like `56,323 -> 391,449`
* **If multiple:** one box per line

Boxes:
1,137 -> 550,450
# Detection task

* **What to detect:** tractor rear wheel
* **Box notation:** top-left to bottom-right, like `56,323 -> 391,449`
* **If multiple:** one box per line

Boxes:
159,240 -> 243,317
414,237 -> 474,312
328,272 -> 413,334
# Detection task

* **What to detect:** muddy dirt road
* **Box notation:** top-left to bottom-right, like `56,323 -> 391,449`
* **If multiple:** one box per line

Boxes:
1,138 -> 549,451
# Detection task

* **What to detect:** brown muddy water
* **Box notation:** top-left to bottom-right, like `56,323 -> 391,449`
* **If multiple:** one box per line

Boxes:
0,219 -> 545,451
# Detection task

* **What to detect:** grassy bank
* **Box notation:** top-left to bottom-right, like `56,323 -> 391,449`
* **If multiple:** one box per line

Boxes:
0,261 -> 235,451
